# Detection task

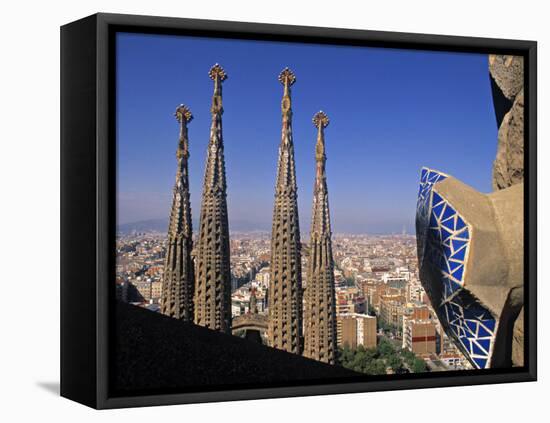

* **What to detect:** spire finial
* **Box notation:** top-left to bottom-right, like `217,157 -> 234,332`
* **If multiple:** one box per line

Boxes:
313,111 -> 329,163
313,111 -> 329,129
278,67 -> 296,87
279,68 -> 296,123
209,64 -> 226,114
174,104 -> 192,159
209,63 -> 227,81
174,104 -> 193,124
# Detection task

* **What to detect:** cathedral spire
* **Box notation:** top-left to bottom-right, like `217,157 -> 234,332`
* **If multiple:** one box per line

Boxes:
268,68 -> 303,354
275,67 -> 298,190
194,64 -> 232,333
161,104 -> 195,321
304,111 -> 337,364
311,111 -> 331,235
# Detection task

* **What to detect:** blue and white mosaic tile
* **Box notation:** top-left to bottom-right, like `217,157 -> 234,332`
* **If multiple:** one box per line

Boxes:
416,168 -> 448,264
442,295 -> 496,370
416,167 -> 497,369
426,189 -> 470,299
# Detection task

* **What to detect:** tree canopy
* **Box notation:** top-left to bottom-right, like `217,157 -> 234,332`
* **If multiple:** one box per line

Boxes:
339,337 -> 428,375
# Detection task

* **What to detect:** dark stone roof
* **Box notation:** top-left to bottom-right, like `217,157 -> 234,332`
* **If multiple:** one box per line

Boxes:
113,302 -> 361,396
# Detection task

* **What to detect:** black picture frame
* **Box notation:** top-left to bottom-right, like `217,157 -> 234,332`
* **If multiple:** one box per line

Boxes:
60,12 -> 537,409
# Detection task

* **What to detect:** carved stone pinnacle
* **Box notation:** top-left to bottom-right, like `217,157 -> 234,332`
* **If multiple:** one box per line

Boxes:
313,111 -> 329,129
209,63 -> 227,81
175,104 -> 193,123
278,67 -> 296,86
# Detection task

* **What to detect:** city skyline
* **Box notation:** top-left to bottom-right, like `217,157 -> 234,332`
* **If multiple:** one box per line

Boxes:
117,33 -> 497,234
116,229 -> 471,372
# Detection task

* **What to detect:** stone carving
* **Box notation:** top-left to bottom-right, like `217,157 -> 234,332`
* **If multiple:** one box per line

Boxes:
193,64 -> 232,333
232,313 -> 268,339
160,105 -> 195,321
268,68 -> 303,354
490,55 -> 524,191
489,55 -> 523,101
493,89 -> 524,191
232,289 -> 268,344
416,168 -> 524,368
303,111 -> 337,364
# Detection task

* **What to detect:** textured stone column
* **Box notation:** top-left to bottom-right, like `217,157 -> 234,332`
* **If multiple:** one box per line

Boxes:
194,64 -> 232,333
268,68 -> 303,354
415,168 -> 523,368
303,111 -> 337,364
490,55 -> 524,191
161,105 -> 195,321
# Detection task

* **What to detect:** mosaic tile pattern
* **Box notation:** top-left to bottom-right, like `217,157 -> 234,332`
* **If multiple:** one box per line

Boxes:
416,167 -> 497,369
416,168 -> 448,264
426,190 -> 470,300
442,295 -> 496,370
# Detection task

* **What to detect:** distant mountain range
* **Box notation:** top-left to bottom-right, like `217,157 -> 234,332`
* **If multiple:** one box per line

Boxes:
117,218 -> 170,234
117,218 -> 414,236
117,218 -> 271,234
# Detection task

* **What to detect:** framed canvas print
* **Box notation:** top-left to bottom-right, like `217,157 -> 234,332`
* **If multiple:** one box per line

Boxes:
60,13 -> 537,409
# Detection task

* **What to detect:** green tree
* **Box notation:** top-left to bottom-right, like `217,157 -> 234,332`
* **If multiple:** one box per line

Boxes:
363,359 -> 387,375
412,358 -> 427,373
339,337 -> 426,376
387,354 -> 404,372
339,344 -> 354,365
377,338 -> 396,358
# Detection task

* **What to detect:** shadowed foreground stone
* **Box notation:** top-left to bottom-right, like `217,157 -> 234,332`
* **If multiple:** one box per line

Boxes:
512,308 -> 524,367
114,302 -> 360,395
416,168 -> 523,369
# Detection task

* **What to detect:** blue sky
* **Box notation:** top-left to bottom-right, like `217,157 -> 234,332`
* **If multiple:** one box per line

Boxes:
116,32 -> 497,234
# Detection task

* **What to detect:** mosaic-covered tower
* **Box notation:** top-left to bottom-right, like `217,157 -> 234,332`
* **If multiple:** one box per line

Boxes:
415,167 -> 523,369
303,111 -> 337,364
194,64 -> 232,333
268,68 -> 303,354
160,105 -> 195,321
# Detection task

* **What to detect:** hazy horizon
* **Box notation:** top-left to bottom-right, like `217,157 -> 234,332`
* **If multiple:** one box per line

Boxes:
116,216 -> 418,236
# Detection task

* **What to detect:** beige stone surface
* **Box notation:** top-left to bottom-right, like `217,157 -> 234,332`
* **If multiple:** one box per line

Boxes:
490,183 -> 524,288
489,55 -> 524,100
433,179 -> 523,318
493,89 -> 525,190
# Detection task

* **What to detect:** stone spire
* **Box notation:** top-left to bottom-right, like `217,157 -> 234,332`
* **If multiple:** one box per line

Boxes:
303,111 -> 337,364
193,64 -> 232,333
267,68 -> 303,354
249,288 -> 258,314
161,105 -> 195,321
